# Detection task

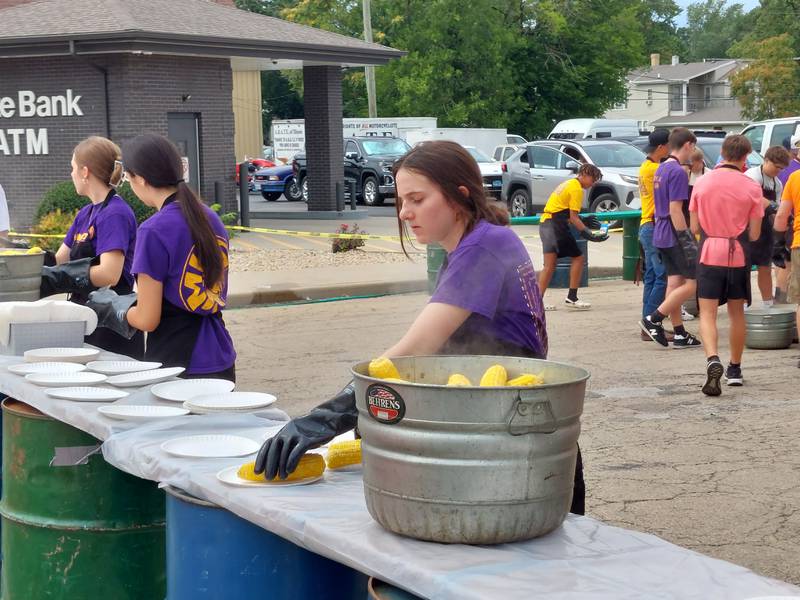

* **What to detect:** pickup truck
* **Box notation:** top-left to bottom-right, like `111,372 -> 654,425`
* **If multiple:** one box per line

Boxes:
292,136 -> 411,205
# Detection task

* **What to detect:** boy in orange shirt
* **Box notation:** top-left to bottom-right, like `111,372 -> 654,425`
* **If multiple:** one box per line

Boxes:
774,166 -> 800,364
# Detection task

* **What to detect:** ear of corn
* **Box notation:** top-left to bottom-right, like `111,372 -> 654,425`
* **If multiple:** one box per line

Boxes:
446,373 -> 472,387
325,439 -> 362,470
369,357 -> 402,380
237,453 -> 325,482
479,364 -> 507,387
507,373 -> 544,387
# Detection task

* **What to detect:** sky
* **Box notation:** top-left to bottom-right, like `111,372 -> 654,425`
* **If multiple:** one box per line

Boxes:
675,0 -> 760,25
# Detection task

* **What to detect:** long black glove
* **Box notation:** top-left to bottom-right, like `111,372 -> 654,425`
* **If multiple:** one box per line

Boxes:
40,256 -> 97,297
86,289 -> 138,339
254,382 -> 358,480
579,215 -> 602,230
675,229 -> 698,265
773,229 -> 790,269
579,228 -> 608,242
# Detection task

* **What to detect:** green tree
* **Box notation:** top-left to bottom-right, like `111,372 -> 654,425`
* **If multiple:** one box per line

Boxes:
681,0 -> 751,61
730,33 -> 800,120
634,0 -> 686,61
728,0 -> 800,57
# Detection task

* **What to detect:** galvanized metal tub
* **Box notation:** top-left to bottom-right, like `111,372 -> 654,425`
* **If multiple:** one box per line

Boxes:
0,251 -> 43,302
745,306 -> 796,350
0,398 -> 166,599
165,485 -> 368,599
368,578 -> 424,600
352,356 -> 589,544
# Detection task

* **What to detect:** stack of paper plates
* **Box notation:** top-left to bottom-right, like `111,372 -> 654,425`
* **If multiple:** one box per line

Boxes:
8,362 -> 87,375
160,434 -> 260,458
24,347 -> 100,364
151,379 -> 235,403
86,361 -> 162,375
106,367 -> 185,388
45,387 -> 129,402
97,405 -> 189,421
26,372 -> 108,387
183,392 -> 276,414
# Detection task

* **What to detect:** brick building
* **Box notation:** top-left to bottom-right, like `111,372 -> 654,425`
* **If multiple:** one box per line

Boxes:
0,0 -> 403,227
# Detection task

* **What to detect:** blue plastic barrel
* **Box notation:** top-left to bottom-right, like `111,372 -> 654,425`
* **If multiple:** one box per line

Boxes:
549,226 -> 589,289
165,486 -> 368,600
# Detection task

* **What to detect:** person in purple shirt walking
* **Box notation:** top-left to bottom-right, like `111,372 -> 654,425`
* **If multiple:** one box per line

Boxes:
777,134 -> 800,187
40,136 -> 143,358
87,134 -> 236,381
640,127 -> 702,349
253,142 -> 586,513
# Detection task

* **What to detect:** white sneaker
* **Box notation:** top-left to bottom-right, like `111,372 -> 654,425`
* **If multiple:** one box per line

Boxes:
565,298 -> 591,310
681,306 -> 696,321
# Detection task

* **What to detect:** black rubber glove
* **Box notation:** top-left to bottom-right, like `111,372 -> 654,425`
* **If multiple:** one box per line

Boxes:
579,228 -> 608,242
675,229 -> 698,265
40,256 -> 97,297
86,289 -> 138,339
773,230 -> 790,268
254,382 -> 358,480
579,215 -> 602,230
764,202 -> 778,220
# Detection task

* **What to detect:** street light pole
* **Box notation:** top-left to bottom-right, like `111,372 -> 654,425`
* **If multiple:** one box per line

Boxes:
363,0 -> 377,118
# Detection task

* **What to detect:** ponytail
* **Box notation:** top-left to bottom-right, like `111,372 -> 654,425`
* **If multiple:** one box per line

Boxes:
175,181 -> 224,288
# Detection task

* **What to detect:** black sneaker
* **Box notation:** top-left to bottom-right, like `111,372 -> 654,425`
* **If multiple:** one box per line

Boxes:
639,316 -> 668,347
702,359 -> 724,396
672,332 -> 702,348
725,364 -> 743,386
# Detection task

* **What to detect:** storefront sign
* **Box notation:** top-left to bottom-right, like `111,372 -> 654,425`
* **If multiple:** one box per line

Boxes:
0,89 -> 84,156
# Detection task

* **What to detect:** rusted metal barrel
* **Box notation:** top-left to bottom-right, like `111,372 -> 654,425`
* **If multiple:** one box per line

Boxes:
0,398 -> 166,599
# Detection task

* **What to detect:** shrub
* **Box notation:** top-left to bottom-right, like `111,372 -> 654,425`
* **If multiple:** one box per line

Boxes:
35,181 -> 154,225
331,223 -> 366,253
31,209 -> 78,252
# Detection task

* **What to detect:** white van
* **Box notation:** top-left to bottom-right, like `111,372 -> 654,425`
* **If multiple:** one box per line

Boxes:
740,117 -> 800,155
548,119 -> 639,140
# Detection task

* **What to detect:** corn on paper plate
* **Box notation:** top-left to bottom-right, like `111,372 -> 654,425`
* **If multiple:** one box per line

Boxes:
216,465 -> 323,488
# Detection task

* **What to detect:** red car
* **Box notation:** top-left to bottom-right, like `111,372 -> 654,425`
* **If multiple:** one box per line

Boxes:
236,158 -> 275,191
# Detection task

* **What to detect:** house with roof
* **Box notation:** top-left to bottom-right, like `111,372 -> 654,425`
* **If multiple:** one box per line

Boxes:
0,0 -> 403,225
604,54 -> 750,133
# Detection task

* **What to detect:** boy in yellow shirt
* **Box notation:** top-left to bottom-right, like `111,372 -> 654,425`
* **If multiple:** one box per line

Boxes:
538,163 -> 607,310
638,129 -> 670,339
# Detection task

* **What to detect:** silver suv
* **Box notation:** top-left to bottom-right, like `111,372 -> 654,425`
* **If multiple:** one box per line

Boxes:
501,140 -> 643,217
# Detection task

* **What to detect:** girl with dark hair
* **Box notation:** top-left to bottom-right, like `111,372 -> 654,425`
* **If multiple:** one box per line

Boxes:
40,136 -> 143,358
254,141 -> 585,514
87,133 -> 236,381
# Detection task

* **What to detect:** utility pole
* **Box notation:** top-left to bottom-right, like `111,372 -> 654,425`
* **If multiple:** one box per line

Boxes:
363,0 -> 377,117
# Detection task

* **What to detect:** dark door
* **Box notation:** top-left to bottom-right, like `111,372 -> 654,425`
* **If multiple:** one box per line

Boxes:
167,113 -> 201,191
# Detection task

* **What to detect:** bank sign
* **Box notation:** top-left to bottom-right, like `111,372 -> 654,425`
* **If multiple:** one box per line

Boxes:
0,89 -> 83,156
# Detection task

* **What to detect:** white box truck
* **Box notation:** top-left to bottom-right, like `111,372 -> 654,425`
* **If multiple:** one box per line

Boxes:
271,117 -> 437,162
404,128 -> 507,158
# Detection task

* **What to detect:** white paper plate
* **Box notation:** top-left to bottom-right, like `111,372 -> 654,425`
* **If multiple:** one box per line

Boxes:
182,403 -> 262,415
98,405 -> 190,421
8,361 -> 87,375
151,378 -> 235,403
24,347 -> 101,364
216,465 -> 323,488
25,372 -> 108,387
86,361 -> 163,375
160,434 -> 260,458
186,391 -> 276,411
106,367 -> 185,388
45,387 -> 129,402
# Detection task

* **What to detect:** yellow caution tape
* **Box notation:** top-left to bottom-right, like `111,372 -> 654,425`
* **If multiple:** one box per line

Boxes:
8,231 -> 64,239
227,225 -> 402,241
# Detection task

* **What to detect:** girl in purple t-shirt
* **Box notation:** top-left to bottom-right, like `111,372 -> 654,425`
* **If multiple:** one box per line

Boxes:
87,134 -> 236,381
254,142 -> 586,514
40,136 -> 143,358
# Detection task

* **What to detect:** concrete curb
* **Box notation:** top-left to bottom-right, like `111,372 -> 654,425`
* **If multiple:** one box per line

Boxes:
227,266 -> 625,309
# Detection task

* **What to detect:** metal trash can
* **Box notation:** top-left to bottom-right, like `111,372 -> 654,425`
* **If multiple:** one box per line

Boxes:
425,244 -> 447,294
622,218 -> 640,281
745,306 -> 796,349
165,486 -> 368,599
0,251 -> 44,302
352,355 -> 589,544
0,398 -> 166,599
550,226 -> 588,289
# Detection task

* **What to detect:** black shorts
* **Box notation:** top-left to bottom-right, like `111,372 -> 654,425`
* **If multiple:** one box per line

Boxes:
697,264 -> 750,305
749,214 -> 775,267
540,220 -> 581,258
657,244 -> 696,279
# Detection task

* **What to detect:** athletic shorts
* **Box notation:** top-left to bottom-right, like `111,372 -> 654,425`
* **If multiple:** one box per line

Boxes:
787,249 -> 800,303
657,244 -> 696,279
749,234 -> 773,267
697,263 -> 750,305
540,220 -> 581,259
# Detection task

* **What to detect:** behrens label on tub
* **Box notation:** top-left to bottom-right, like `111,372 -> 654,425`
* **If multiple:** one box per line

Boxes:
366,384 -> 405,424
